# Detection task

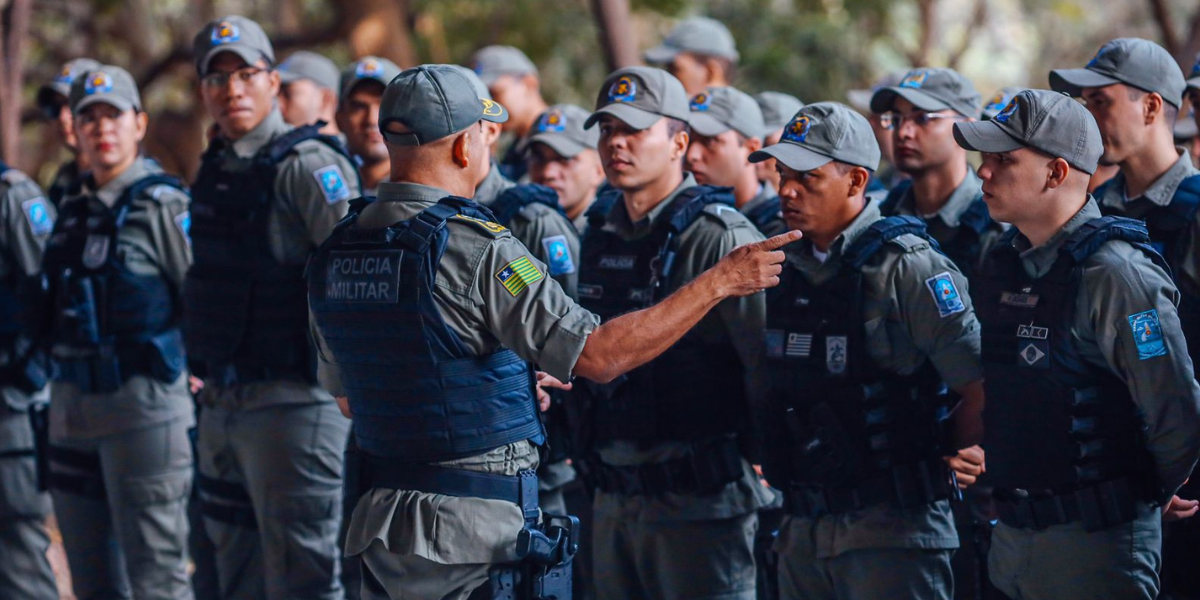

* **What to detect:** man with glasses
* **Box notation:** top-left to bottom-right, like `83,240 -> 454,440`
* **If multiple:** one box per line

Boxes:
186,15 -> 361,599
35,58 -> 102,207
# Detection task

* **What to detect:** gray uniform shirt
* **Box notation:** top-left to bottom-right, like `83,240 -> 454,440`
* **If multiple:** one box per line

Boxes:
885,168 -> 1007,276
50,157 -> 195,439
312,181 -> 599,565
774,199 -> 983,558
1007,199 -> 1200,500
196,109 -> 360,411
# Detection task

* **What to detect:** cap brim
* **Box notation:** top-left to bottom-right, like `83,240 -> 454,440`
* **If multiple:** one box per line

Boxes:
584,104 -> 662,131
340,77 -> 389,102
1187,76 -> 1200,93
748,143 -> 832,172
73,95 -> 136,115
1049,68 -> 1121,97
952,121 -> 1024,154
279,70 -> 303,84
643,44 -> 680,64
526,135 -> 590,158
688,113 -> 732,137
869,87 -> 953,114
200,46 -> 264,75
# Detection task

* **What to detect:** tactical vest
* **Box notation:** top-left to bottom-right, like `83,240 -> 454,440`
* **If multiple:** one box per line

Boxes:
764,216 -> 955,514
977,216 -> 1159,497
576,185 -> 746,444
742,194 -> 784,236
42,173 -> 188,394
488,183 -> 571,226
308,196 -> 544,462
0,161 -> 50,393
184,123 -> 358,386
880,180 -> 995,280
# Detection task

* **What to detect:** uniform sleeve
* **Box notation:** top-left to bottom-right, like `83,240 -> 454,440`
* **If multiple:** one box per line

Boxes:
1082,247 -> 1200,499
888,243 -> 984,389
144,186 -> 193,291
510,205 -> 581,300
276,142 -> 360,246
474,235 -> 599,381
2,179 -> 55,277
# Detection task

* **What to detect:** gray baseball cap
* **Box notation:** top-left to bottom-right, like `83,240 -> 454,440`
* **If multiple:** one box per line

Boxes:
339,56 -> 402,102
1050,38 -> 1186,108
982,87 -> 1026,120
755,92 -> 805,135
953,89 -> 1103,174
470,45 -> 538,86
870,68 -> 981,119
193,15 -> 275,76
748,102 -> 881,172
378,64 -> 508,147
69,65 -> 142,114
688,86 -> 765,139
847,70 -> 905,113
278,51 -> 339,90
585,66 -> 691,131
37,58 -> 103,111
526,104 -> 598,158
644,16 -> 739,63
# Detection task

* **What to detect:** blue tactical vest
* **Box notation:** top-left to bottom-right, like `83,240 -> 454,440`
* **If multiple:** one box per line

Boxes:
184,123 -> 359,385
880,180 -> 996,281
977,216 -> 1159,495
763,216 -> 954,506
576,185 -> 747,443
488,183 -> 570,226
308,196 -> 545,462
0,161 -> 50,393
42,172 -> 188,394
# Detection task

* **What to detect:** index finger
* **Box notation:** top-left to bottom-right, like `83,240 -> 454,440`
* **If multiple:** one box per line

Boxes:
754,230 -> 803,252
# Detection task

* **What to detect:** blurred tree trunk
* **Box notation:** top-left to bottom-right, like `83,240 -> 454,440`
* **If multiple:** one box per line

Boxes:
0,0 -> 33,165
591,0 -> 638,70
1149,0 -> 1200,71
342,0 -> 418,65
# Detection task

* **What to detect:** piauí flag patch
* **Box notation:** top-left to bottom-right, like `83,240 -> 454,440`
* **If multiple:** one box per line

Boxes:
495,256 -> 544,297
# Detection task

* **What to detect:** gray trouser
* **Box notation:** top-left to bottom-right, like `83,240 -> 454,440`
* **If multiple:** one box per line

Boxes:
197,402 -> 350,600
359,539 -> 491,600
49,417 -> 194,600
988,501 -> 1162,600
0,405 -> 57,600
776,544 -> 953,600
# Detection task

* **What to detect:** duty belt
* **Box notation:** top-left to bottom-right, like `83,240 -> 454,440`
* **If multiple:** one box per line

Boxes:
993,477 -> 1145,532
786,458 -> 958,517
588,436 -> 744,496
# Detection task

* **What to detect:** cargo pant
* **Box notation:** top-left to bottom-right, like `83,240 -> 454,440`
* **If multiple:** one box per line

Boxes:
0,399 -> 57,600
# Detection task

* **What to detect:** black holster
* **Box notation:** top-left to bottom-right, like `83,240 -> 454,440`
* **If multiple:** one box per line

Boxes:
487,514 -> 580,600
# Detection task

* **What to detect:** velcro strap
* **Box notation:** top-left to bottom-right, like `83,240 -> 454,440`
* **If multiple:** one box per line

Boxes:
362,456 -> 535,506
993,477 -> 1142,532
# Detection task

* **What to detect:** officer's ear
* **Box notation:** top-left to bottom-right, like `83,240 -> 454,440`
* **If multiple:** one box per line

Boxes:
1143,92 -> 1164,126
452,129 -> 471,169
743,135 -> 762,155
846,165 -> 871,198
133,110 -> 149,143
266,68 -> 282,98
1045,157 -> 1071,190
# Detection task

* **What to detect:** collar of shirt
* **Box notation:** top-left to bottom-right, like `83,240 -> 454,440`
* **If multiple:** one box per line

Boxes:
228,108 -> 289,158
1099,147 -> 1199,209
787,198 -> 881,281
86,156 -> 158,208
357,181 -> 454,228
603,172 -> 697,239
474,162 -> 516,207
1012,197 -> 1102,278
893,167 -> 982,227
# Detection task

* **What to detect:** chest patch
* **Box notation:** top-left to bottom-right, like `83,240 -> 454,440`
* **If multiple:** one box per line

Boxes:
325,250 -> 402,303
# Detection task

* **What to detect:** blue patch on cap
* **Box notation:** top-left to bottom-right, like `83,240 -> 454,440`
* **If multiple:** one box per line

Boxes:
781,115 -> 811,144
313,165 -> 351,204
537,109 -> 566,133
1128,309 -> 1168,360
608,76 -> 637,103
899,70 -> 928,89
355,59 -> 383,78
689,92 -> 711,112
55,65 -> 79,85
211,21 -> 241,45
925,271 -> 965,317
21,198 -> 53,236
541,235 -> 576,276
84,72 -> 113,96
994,98 -> 1019,123
984,90 -> 1014,114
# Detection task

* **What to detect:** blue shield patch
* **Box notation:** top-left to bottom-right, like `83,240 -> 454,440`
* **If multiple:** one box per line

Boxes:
21,198 -> 53,236
1128,309 -> 1168,360
608,76 -> 638,103
924,271 -> 966,317
994,98 -> 1019,123
312,165 -> 351,204
781,116 -> 811,144
211,22 -> 241,45
541,235 -> 576,276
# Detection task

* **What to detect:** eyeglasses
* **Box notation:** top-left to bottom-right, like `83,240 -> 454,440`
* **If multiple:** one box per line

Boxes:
201,67 -> 268,89
885,111 -> 964,129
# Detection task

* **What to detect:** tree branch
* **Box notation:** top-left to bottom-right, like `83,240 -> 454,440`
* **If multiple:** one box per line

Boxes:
948,0 -> 988,70
1149,0 -> 1180,57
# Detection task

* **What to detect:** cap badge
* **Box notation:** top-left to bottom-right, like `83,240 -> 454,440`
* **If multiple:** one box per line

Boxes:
481,99 -> 504,118
84,72 -> 113,96
782,115 -> 811,144
1086,45 -> 1112,69
608,76 -> 637,103
56,65 -> 77,85
211,21 -> 241,45
689,92 -> 711,112
994,98 -> 1019,123
537,109 -> 566,133
356,59 -> 382,78
899,70 -> 928,89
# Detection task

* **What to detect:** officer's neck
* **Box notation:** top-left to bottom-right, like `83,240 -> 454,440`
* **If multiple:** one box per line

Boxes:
622,170 -> 685,222
909,159 -> 967,215
1018,192 -> 1088,249
809,197 -> 867,253
732,166 -> 762,208
360,158 -> 391,193
90,154 -> 137,190
1119,134 -> 1180,199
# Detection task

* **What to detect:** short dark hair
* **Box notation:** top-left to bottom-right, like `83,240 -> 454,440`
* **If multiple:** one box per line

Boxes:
665,117 -> 689,138
1127,86 -> 1179,126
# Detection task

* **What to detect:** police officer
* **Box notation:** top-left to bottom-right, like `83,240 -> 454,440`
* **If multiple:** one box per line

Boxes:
525,104 -> 606,233
43,64 -> 195,600
644,16 -> 740,97
471,45 -> 549,182
685,86 -> 786,236
849,71 -> 907,197
309,63 -> 798,600
575,65 -> 775,600
186,16 -> 361,599
278,50 -> 342,137
753,91 -> 804,193
871,68 -> 1005,280
36,58 -> 102,207
749,102 -> 984,600
336,57 -> 403,195
952,88 -> 1200,599
0,159 -> 57,600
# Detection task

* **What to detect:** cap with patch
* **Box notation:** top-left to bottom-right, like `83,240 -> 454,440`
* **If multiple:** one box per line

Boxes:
755,92 -> 805,135
644,16 -> 739,63
687,86 -> 764,139
193,15 -> 275,76
953,89 -> 1103,174
585,66 -> 691,131
870,68 -> 981,119
1050,38 -> 1186,108
526,104 -> 598,158
37,58 -> 102,111
748,102 -> 881,172
339,56 -> 402,102
378,64 -> 508,147
278,51 -> 340,90
69,65 -> 142,115
470,45 -> 538,86
981,86 -> 1026,120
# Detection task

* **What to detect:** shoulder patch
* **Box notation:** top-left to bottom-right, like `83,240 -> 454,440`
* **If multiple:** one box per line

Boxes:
312,165 -> 352,204
174,210 -> 192,246
540,234 -> 576,276
1128,309 -> 1168,360
924,271 -> 966,318
451,213 -> 508,236
21,197 -> 54,236
495,256 -> 544,297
